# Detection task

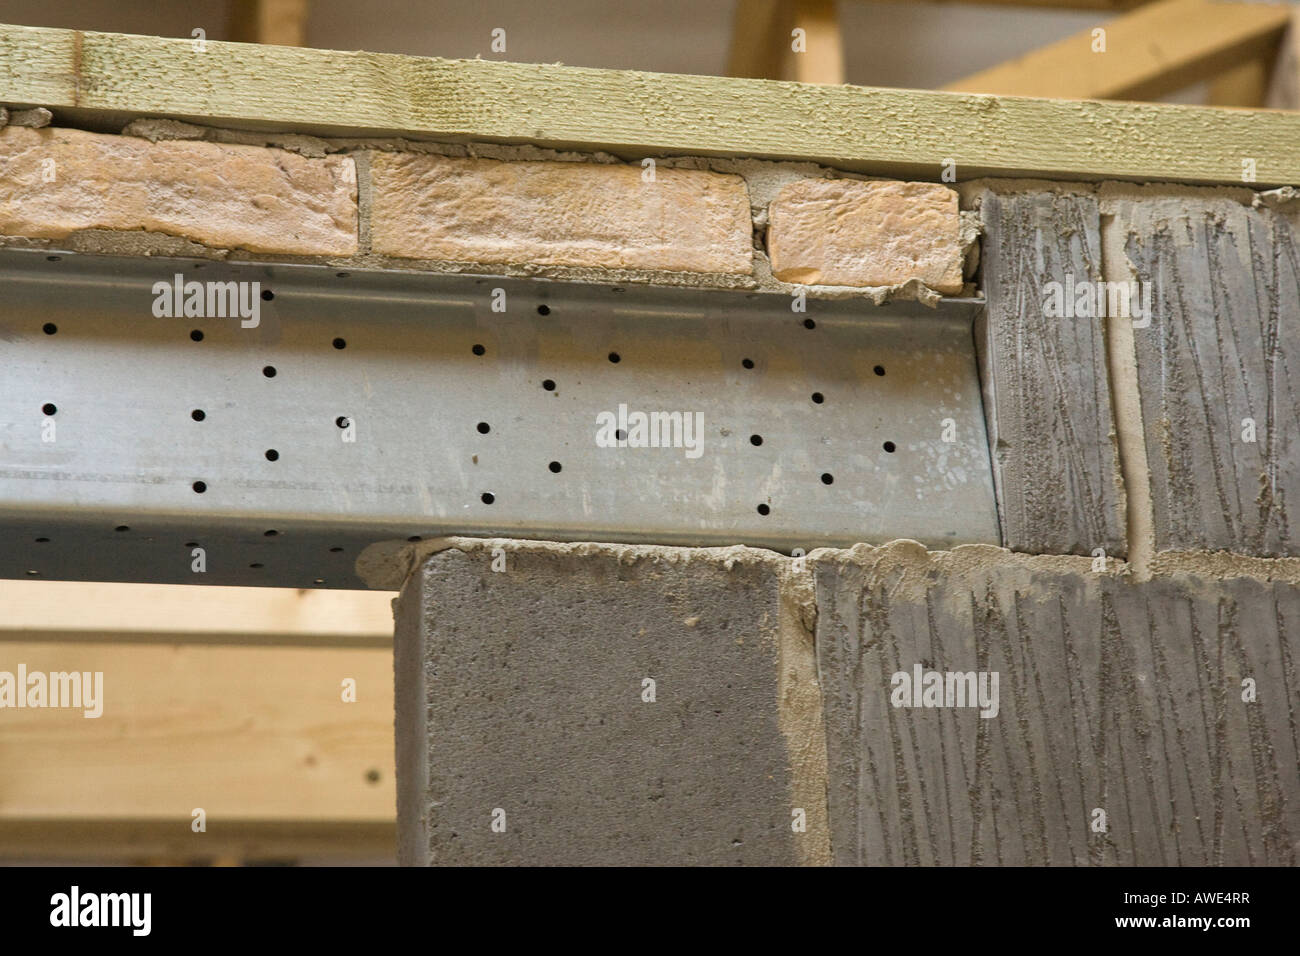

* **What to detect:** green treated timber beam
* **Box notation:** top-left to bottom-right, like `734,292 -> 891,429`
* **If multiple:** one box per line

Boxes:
0,23 -> 1296,187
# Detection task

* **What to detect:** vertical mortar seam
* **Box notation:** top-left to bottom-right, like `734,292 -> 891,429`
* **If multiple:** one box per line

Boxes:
776,558 -> 832,866
354,149 -> 373,256
1099,210 -> 1156,580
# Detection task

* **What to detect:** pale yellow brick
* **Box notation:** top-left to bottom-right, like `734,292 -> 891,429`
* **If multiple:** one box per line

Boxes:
369,153 -> 753,275
767,179 -> 963,293
0,127 -> 357,255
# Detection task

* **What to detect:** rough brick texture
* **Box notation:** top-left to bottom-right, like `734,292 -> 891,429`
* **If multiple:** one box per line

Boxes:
0,126 -> 358,255
766,179 -> 963,292
815,542 -> 1299,866
393,541 -> 827,866
369,153 -> 753,275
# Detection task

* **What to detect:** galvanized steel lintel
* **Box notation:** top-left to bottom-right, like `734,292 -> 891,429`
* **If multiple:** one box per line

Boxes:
0,248 -> 998,588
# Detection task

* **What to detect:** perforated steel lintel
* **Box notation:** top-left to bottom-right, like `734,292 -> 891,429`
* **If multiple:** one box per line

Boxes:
0,248 -> 998,588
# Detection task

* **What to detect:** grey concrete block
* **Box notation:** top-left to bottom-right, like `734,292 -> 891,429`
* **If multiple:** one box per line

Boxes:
976,187 -> 1127,558
814,542 -> 1299,866
394,539 -> 829,866
1107,189 -> 1300,556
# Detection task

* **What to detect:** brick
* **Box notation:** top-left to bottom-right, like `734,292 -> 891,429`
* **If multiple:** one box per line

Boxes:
814,542 -> 1300,866
0,126 -> 357,255
1106,188 -> 1300,556
369,153 -> 753,275
393,540 -> 828,866
766,178 -> 963,292
977,186 -> 1126,557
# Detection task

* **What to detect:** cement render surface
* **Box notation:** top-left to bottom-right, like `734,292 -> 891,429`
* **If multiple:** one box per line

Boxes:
816,542 -> 1299,866
975,186 -> 1127,558
1103,187 -> 1300,557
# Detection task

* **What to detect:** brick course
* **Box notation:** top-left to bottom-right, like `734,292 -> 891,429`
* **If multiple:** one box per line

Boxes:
767,178 -> 964,292
368,152 -> 754,275
0,127 -> 358,256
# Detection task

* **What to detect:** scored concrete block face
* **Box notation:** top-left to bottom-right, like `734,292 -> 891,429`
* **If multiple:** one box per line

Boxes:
766,178 -> 964,293
1106,188 -> 1300,556
814,542 -> 1299,866
976,186 -> 1126,558
368,152 -> 754,275
394,541 -> 829,865
0,126 -> 358,255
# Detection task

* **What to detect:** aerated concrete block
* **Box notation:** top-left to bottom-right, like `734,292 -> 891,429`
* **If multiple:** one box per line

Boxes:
1103,187 -> 1300,556
392,539 -> 829,866
814,542 -> 1300,866
974,185 -> 1127,558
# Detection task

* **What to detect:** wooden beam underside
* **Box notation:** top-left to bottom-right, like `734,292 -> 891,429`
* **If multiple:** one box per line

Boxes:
0,820 -> 394,863
1208,57 -> 1273,108
866,0 -> 1149,7
1,23 -> 1297,185
0,581 -> 395,861
0,640 -> 394,820
1266,8 -> 1300,109
0,579 -> 395,647
945,0 -> 1290,101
